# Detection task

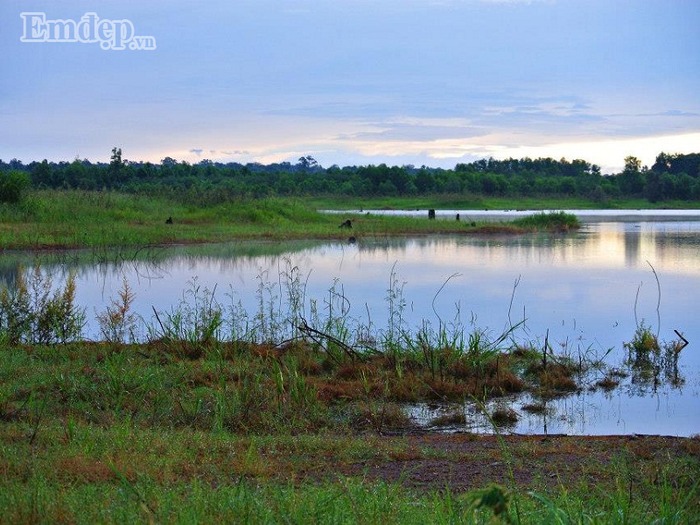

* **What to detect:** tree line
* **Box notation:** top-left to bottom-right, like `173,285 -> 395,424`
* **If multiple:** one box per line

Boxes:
1,149 -> 699,204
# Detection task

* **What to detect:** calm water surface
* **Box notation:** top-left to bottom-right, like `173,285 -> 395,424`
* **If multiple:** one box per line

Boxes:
3,211 -> 699,436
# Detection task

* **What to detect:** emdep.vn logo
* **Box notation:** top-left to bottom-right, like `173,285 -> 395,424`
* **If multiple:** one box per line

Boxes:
20,12 -> 157,51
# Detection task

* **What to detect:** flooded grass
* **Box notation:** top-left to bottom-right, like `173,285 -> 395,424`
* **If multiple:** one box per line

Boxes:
428,410 -> 467,427
1,340 -> 698,522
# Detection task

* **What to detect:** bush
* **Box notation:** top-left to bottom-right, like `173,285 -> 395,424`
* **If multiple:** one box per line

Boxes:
0,170 -> 30,203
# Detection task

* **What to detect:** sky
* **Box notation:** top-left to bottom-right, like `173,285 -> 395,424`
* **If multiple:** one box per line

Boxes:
1,0 -> 699,173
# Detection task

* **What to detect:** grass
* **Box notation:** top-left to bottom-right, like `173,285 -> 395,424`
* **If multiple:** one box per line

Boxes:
512,211 -> 580,232
0,396 -> 697,523
0,191 -> 338,249
0,308 -> 697,522
1,194 -> 697,521
0,191 -> 585,250
307,194 -> 700,211
0,275 -> 695,522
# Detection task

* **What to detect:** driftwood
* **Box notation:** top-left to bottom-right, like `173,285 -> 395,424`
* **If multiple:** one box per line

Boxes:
296,319 -> 359,361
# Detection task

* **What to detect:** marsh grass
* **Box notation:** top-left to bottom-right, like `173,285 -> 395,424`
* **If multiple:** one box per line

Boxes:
1,196 -> 698,521
0,191 -> 341,249
0,336 -> 697,523
0,262 -> 646,412
1,190 -> 584,250
512,211 -> 580,232
0,263 -> 609,442
624,321 -> 686,389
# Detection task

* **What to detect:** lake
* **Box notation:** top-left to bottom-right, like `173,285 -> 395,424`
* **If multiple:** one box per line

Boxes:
2,210 -> 699,436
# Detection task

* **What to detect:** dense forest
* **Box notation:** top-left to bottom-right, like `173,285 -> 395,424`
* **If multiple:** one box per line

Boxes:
1,150 -> 699,204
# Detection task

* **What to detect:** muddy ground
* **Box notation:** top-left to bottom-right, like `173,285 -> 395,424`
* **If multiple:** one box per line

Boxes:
333,433 -> 700,493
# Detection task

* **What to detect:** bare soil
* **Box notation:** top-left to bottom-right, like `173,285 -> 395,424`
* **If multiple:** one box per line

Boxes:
336,433 -> 700,493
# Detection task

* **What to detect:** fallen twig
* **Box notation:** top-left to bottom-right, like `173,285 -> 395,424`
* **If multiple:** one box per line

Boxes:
296,319 -> 360,361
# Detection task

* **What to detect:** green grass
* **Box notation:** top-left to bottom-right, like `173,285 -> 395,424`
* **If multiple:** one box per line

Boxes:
0,335 -> 697,523
0,191 -> 340,249
1,472 -> 694,524
0,401 -> 697,523
0,190 -> 584,250
307,194 -> 700,211
512,211 -> 580,231
2,192 -> 698,522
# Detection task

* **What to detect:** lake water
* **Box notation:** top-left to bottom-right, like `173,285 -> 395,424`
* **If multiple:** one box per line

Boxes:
2,210 -> 699,436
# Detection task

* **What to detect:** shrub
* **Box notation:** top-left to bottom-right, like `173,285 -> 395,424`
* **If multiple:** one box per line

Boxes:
0,170 -> 30,203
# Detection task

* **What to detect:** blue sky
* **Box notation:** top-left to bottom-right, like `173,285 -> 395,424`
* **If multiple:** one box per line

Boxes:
1,0 -> 698,173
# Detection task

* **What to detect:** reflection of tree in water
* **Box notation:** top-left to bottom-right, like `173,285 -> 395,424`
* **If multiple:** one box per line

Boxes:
623,229 -> 641,267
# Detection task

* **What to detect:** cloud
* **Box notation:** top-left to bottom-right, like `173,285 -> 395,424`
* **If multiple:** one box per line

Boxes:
1,0 -> 698,171
641,110 -> 700,118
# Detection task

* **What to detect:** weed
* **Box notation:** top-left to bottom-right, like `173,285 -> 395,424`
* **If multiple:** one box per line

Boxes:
624,321 -> 660,359
596,375 -> 620,391
96,276 -> 138,344
521,402 -> 548,414
384,262 -> 407,347
624,322 -> 686,390
467,484 -> 514,523
148,277 -> 223,349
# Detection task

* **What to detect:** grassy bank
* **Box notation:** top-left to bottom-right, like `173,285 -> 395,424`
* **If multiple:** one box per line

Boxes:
0,190 -> 580,250
0,341 -> 697,524
0,191 -> 333,249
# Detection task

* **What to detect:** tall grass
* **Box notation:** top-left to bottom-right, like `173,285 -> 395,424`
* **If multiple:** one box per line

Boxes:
0,261 -> 627,406
0,190 -> 585,249
0,191 -> 341,249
